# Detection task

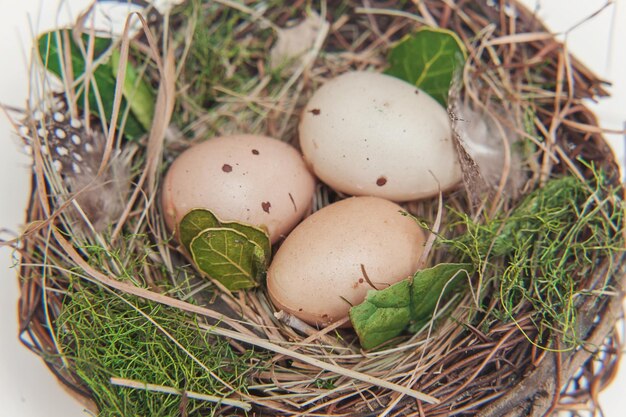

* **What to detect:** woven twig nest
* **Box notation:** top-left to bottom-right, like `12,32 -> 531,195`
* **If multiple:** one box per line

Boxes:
7,1 -> 625,416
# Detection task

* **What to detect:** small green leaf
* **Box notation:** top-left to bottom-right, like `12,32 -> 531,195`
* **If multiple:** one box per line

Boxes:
37,29 -> 147,140
350,263 -> 472,349
179,209 -> 271,261
385,27 -> 467,106
190,228 -> 264,291
349,281 -> 412,350
178,209 -> 271,291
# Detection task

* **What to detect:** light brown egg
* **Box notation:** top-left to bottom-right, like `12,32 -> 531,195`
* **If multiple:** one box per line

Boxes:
267,196 -> 426,327
161,134 -> 316,244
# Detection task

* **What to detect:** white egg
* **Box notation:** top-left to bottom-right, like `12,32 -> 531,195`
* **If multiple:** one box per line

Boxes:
299,71 -> 462,201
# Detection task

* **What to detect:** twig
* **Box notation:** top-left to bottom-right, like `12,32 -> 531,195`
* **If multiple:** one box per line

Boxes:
109,377 -> 252,411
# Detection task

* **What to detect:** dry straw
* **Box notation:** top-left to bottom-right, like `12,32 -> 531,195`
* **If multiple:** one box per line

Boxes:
3,0 -> 625,416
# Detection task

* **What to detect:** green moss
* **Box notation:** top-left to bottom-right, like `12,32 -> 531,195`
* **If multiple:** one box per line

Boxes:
173,0 -> 276,129
57,284 -> 266,416
443,170 -> 624,349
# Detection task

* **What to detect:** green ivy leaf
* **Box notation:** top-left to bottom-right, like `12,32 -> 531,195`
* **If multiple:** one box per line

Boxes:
179,209 -> 271,261
190,228 -> 265,291
37,29 -> 151,140
179,209 -> 271,291
350,263 -> 472,350
385,27 -> 467,106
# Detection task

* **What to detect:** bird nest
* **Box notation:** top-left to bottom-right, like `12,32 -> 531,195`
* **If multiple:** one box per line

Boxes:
5,0 -> 625,416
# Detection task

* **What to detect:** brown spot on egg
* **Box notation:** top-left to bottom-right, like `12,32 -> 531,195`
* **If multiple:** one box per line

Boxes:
251,149 -> 260,155
309,108 -> 321,116
376,176 -> 387,186
262,201 -> 272,213
222,164 -> 233,173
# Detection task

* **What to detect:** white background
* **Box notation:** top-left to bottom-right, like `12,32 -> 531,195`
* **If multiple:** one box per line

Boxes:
1,1 -> 624,416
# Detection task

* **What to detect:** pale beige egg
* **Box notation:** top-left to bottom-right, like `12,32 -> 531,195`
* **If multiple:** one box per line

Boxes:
299,71 -> 462,201
267,196 -> 426,327
161,134 -> 316,244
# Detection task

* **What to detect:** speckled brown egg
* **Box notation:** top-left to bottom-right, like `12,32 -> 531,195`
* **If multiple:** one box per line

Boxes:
161,134 -> 316,244
267,196 -> 426,327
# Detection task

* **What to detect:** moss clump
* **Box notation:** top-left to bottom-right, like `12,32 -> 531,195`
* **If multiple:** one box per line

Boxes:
57,284 -> 266,416
446,171 -> 624,349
